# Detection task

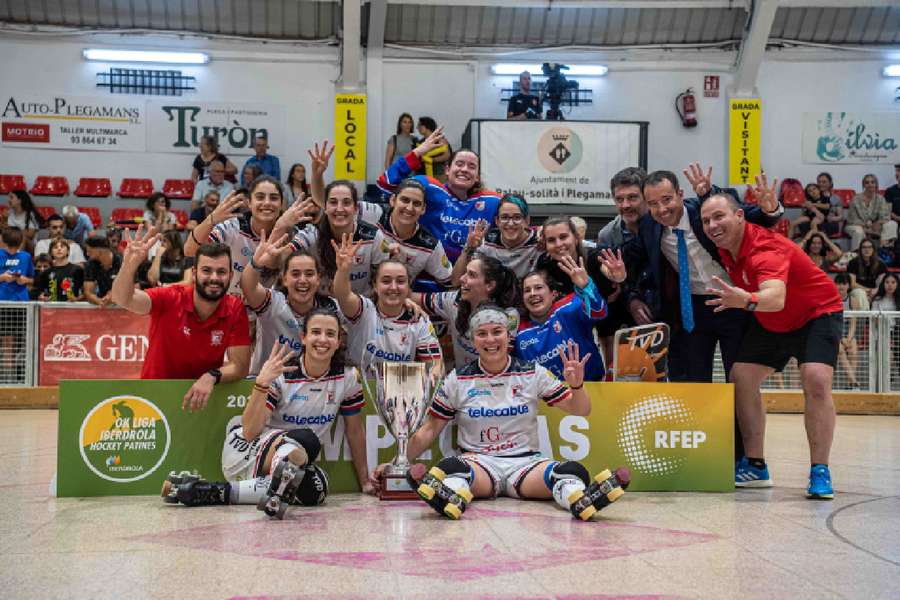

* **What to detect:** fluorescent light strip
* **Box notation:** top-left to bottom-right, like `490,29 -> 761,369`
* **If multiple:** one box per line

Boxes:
883,65 -> 900,77
83,49 -> 209,65
491,63 -> 608,77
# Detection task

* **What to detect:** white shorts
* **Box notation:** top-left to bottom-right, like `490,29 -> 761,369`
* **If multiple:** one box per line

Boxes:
220,415 -> 286,482
461,452 -> 554,499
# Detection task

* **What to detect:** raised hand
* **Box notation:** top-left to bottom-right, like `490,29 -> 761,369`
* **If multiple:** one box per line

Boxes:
683,162 -> 713,198
122,224 -> 160,268
465,219 -> 488,252
256,342 -> 295,388
210,190 -> 244,224
559,340 -> 590,389
598,248 -> 627,283
751,171 -> 779,213
253,229 -> 292,269
558,254 -> 589,289
308,140 -> 335,179
705,275 -> 750,312
275,196 -> 319,232
330,233 -> 363,273
414,125 -> 446,157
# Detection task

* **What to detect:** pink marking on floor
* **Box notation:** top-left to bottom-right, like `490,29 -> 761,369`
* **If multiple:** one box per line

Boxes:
227,595 -> 686,600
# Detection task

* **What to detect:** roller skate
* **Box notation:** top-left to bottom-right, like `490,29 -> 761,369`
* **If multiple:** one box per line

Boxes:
568,467 -> 630,521
257,460 -> 305,520
407,464 -> 473,520
161,471 -> 230,506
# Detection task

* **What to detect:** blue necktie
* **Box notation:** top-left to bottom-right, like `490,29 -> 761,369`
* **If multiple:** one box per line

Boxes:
675,229 -> 695,333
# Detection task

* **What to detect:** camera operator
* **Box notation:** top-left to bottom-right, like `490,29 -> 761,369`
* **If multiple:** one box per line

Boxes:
507,71 -> 542,121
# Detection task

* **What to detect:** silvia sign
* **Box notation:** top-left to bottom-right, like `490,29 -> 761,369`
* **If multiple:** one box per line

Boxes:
803,112 -> 900,164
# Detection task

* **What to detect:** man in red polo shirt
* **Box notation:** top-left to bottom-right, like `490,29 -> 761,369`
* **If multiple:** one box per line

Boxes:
700,177 -> 843,500
111,226 -> 251,412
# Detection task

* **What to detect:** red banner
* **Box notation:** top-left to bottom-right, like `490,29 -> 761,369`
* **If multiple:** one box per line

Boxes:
2,122 -> 50,143
39,307 -> 150,385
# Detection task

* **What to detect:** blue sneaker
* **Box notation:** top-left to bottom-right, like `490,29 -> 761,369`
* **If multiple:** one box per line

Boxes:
807,465 -> 834,500
735,457 -> 773,488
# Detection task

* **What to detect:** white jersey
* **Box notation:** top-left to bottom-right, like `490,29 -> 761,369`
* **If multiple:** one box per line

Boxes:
430,357 -> 571,456
479,228 -> 542,280
358,201 -> 385,225
345,296 -> 441,368
294,221 -> 389,295
423,291 -> 519,368
266,362 -> 365,437
247,289 -> 341,374
374,209 -> 453,285
208,215 -> 305,297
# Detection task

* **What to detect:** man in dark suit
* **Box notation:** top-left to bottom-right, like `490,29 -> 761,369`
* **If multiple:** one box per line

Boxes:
623,165 -> 783,383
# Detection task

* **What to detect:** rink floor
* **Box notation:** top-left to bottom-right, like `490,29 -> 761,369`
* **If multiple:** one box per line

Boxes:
1,410 -> 898,600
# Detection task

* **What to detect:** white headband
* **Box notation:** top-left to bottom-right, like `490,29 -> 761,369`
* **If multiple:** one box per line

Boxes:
469,308 -> 510,333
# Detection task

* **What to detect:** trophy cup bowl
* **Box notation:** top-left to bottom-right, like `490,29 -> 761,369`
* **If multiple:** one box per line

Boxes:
361,360 -> 435,500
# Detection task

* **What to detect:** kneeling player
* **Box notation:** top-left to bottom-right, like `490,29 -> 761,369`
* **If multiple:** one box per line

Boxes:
376,304 -> 629,520
163,308 -> 372,518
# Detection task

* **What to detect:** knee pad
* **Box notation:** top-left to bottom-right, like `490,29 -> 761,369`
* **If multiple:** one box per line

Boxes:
436,457 -> 473,482
283,428 -> 321,463
549,461 -> 590,487
294,465 -> 329,506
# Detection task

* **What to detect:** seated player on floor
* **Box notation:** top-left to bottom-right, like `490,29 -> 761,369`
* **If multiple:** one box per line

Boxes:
373,304 -> 629,520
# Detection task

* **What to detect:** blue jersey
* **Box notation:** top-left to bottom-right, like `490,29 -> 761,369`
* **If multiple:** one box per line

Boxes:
377,151 -> 500,262
514,279 -> 608,382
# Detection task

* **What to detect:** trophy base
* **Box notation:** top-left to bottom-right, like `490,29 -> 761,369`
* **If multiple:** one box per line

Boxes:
378,464 -> 426,501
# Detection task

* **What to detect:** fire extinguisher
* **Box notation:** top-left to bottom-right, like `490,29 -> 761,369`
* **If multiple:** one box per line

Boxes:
675,88 -> 697,128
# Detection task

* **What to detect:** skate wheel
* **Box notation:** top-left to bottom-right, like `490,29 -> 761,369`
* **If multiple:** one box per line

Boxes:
456,487 -> 473,504
417,483 -> 436,501
608,487 -> 625,502
594,469 -> 612,484
275,501 -> 288,520
256,495 -> 269,512
428,466 -> 446,481
160,480 -> 173,498
567,489 -> 585,505
443,503 -> 462,520
579,505 -> 597,521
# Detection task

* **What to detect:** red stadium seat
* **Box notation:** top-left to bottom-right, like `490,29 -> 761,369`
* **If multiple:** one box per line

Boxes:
833,189 -> 855,208
75,178 -> 112,198
78,206 -> 103,228
779,178 -> 805,208
118,178 -> 154,199
30,176 -> 69,196
110,208 -> 145,229
0,174 -> 27,194
772,219 -> 790,237
36,206 -> 56,222
172,209 -> 189,230
163,179 -> 195,200
743,186 -> 757,205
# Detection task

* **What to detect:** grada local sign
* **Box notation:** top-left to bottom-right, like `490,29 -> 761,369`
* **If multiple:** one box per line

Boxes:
334,94 -> 366,180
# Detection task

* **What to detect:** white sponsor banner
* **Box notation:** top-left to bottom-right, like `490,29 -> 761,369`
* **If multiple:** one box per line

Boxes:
802,112 -> 900,164
0,94 -> 145,152
479,121 -> 642,205
147,100 -> 286,156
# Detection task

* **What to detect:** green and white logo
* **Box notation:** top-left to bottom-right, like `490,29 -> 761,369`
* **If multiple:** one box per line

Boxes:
616,394 -> 703,477
537,126 -> 583,173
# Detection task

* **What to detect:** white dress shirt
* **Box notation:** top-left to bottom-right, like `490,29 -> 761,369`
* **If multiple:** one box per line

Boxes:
660,209 -> 732,294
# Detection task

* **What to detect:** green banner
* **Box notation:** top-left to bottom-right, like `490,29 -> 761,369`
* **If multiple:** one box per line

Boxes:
57,380 -> 733,497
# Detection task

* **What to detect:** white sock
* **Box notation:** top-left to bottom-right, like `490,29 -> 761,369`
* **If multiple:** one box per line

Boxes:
443,476 -> 471,497
230,476 -> 270,505
552,478 -> 586,511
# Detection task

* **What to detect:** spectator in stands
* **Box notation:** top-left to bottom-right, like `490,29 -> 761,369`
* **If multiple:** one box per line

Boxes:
242,164 -> 263,188
789,184 -> 825,239
29,254 -> 50,300
0,227 -> 33,301
5,190 -> 42,249
834,273 -> 861,389
886,164 -> 900,233
83,236 -> 122,307
507,71 -> 542,120
142,192 -> 178,233
817,172 -> 838,204
845,174 -> 892,251
34,238 -> 83,302
61,205 -> 94,245
847,238 -> 886,301
106,227 -> 126,256
242,135 -> 281,180
872,273 -> 900,312
34,214 -> 86,265
112,228 -> 251,412
800,231 -> 842,272
284,163 -> 310,205
192,160 -> 234,210
415,117 -> 451,181
383,113 -> 417,170
148,230 -> 192,287
823,188 -> 845,238
188,191 -> 219,231
571,216 -> 596,249
191,134 -> 237,182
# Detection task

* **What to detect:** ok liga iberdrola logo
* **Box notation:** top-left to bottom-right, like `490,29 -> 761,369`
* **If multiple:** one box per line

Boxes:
79,396 -> 171,483
538,126 -> 583,174
616,394 -> 702,477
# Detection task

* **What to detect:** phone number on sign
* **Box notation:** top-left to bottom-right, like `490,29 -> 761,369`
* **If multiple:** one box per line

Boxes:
70,136 -> 119,146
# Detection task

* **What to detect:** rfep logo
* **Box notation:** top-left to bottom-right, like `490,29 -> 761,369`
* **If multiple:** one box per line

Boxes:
616,394 -> 703,476
537,126 -> 583,174
79,396 -> 171,483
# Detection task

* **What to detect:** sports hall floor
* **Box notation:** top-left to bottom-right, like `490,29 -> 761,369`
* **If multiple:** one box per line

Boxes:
1,410 -> 897,600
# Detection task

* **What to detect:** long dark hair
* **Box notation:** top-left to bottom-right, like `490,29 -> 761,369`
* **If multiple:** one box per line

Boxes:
853,239 -> 881,281
370,260 -> 412,307
520,268 -> 563,318
278,249 -> 330,305
301,306 -> 346,371
873,273 -> 900,306
317,180 -> 359,279
396,113 -> 414,135
10,190 -> 43,228
285,163 -> 309,195
160,230 -> 184,265
803,233 -> 828,258
541,216 -> 587,262
455,254 -> 520,337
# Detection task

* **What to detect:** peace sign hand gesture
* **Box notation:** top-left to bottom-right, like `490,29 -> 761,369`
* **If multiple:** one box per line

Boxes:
256,342 -> 296,388
559,340 -> 591,389
414,125 -> 446,158
465,219 -> 488,251
751,171 -> 780,214
122,224 -> 160,269
683,162 -> 713,198
308,140 -> 335,179
598,248 -> 627,284
557,254 -> 589,289
705,275 -> 751,312
330,233 -> 363,273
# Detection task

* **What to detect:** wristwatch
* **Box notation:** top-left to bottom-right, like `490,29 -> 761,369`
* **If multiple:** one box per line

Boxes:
207,368 -> 223,384
745,292 -> 759,312
249,257 -> 266,272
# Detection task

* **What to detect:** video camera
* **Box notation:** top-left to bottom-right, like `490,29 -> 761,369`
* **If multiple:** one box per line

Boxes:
541,63 -> 579,121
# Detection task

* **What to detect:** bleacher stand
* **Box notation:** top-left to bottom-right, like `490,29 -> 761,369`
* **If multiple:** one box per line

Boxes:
75,178 -> 112,198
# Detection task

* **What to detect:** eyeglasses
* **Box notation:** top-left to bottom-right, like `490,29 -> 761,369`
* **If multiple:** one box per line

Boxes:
498,215 -> 524,223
